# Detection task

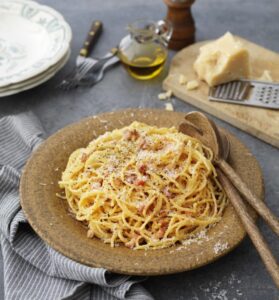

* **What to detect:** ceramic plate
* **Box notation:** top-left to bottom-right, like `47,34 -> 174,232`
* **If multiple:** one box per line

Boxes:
0,0 -> 72,87
0,50 -> 70,97
20,109 -> 264,276
0,49 -> 71,91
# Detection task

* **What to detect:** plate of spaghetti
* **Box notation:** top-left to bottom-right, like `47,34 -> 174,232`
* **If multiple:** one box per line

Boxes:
20,109 -> 264,275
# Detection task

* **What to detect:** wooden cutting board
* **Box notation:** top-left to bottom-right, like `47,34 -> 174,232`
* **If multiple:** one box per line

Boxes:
163,37 -> 279,149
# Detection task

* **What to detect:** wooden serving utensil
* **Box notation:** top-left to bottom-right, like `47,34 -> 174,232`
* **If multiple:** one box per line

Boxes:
179,112 -> 279,236
179,112 -> 279,288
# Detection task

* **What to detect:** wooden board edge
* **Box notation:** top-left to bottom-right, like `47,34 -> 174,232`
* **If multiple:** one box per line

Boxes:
163,79 -> 279,149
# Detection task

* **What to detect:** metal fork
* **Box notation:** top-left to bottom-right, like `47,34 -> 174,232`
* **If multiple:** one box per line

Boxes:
78,50 -> 120,87
58,59 -> 98,90
58,20 -> 102,90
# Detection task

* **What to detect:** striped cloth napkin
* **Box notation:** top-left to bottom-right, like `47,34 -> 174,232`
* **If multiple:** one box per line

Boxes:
0,112 -> 153,300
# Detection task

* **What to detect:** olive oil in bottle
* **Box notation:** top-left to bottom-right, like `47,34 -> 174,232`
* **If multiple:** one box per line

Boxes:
119,47 -> 167,80
118,19 -> 171,80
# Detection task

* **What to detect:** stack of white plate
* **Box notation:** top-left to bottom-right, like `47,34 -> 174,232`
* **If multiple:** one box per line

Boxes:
0,0 -> 72,97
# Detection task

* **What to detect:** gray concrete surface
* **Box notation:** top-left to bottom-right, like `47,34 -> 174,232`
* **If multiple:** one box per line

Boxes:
0,0 -> 279,299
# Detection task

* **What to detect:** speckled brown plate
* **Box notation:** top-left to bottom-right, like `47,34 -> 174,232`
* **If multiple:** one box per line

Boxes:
20,109 -> 264,276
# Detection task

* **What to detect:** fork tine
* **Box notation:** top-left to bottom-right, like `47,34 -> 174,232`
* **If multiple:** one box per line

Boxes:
58,67 -> 86,90
58,59 -> 97,90
59,51 -> 119,90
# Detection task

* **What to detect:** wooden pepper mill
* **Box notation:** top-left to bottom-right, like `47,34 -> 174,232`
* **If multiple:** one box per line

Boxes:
164,0 -> 196,50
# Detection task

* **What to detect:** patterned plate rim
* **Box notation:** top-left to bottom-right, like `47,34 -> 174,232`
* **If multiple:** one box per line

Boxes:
0,0 -> 72,87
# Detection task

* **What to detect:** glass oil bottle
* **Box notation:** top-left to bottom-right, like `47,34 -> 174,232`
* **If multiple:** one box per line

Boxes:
118,19 -> 172,80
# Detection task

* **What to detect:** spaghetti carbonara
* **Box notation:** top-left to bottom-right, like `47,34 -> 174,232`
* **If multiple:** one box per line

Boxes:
59,122 -> 227,250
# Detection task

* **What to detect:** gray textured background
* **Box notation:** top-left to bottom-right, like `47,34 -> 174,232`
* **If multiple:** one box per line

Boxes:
0,0 -> 279,299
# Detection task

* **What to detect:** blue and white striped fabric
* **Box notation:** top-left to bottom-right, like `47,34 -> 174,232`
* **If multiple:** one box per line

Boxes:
0,112 -> 153,300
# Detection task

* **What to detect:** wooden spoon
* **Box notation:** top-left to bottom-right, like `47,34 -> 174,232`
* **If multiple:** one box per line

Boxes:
179,112 -> 279,288
179,112 -> 279,236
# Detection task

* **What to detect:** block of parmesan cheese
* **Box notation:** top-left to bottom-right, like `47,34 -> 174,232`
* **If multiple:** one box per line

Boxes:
193,32 -> 250,87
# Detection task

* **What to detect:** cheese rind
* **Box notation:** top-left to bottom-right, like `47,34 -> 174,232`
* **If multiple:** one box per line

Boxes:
194,32 -> 250,87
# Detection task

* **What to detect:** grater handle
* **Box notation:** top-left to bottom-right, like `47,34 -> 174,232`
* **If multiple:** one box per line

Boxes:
217,169 -> 279,289
219,159 -> 279,237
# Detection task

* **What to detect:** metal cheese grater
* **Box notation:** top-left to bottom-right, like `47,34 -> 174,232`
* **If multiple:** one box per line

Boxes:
209,79 -> 279,109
